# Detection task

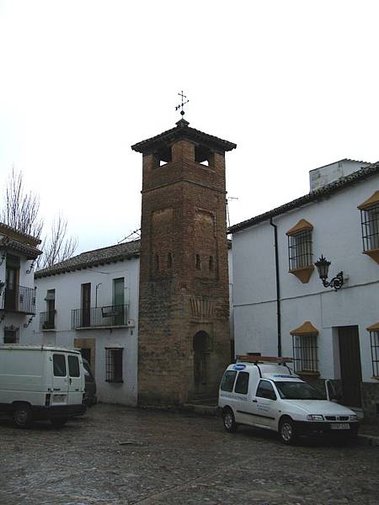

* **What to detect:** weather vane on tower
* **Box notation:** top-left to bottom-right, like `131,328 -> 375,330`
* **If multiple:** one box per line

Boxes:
175,91 -> 189,117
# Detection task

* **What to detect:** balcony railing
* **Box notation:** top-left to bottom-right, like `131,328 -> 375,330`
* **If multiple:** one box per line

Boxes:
40,310 -> 56,330
2,285 -> 36,314
71,304 -> 128,329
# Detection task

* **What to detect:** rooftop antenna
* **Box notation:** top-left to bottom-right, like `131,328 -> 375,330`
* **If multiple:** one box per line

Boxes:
175,90 -> 189,117
118,228 -> 141,244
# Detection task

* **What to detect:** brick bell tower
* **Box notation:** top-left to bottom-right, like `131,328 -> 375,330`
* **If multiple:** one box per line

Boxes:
132,116 -> 236,406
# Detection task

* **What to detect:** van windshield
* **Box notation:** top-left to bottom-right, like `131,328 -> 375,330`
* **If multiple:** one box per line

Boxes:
275,381 -> 325,400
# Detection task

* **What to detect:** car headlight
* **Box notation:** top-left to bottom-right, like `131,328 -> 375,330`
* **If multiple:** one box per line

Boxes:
349,415 -> 358,421
306,414 -> 324,421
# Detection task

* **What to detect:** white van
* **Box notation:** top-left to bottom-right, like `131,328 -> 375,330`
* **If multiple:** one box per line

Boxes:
218,356 -> 359,444
0,345 -> 86,428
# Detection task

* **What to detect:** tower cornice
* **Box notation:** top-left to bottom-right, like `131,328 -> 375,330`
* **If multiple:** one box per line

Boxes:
131,122 -> 236,155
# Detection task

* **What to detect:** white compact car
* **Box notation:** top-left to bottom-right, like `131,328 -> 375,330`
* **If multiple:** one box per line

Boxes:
218,357 -> 359,444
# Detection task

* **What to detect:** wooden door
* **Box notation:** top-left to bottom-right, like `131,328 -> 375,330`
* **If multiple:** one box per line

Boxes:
113,278 -> 125,325
338,326 -> 362,407
81,283 -> 91,327
193,331 -> 210,395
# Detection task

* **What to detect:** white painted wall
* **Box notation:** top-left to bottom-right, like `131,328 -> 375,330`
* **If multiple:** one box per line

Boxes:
232,173 -> 379,383
30,257 -> 139,406
309,159 -> 370,191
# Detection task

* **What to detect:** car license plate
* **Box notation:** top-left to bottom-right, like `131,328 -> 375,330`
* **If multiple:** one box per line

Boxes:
330,423 -> 349,430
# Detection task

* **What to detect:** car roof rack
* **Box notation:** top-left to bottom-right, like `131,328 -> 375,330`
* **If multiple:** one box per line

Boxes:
236,355 -> 293,364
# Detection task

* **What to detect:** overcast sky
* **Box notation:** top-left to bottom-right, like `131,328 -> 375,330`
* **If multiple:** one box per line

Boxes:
1,0 -> 379,254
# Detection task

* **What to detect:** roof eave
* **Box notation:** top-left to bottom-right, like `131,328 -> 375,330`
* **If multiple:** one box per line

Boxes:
229,161 -> 379,234
131,123 -> 236,154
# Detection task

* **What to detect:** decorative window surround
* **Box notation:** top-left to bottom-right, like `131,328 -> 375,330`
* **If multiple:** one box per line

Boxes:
358,191 -> 379,264
290,321 -> 319,376
286,219 -> 314,283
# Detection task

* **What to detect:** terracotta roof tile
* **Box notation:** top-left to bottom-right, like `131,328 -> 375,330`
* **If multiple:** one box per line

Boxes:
131,119 -> 236,154
35,240 -> 140,278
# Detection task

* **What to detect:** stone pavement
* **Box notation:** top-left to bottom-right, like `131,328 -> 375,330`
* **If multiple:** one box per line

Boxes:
1,404 -> 379,505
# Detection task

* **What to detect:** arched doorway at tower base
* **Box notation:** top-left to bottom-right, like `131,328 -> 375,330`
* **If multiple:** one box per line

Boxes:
193,330 -> 212,396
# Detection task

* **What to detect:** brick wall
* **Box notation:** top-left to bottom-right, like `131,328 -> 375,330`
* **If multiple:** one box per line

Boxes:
137,136 -> 231,406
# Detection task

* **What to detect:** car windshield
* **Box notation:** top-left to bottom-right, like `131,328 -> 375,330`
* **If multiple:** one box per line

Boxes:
275,381 -> 325,400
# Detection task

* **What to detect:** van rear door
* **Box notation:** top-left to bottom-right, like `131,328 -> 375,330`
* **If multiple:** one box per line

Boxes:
52,352 -> 69,405
67,353 -> 83,405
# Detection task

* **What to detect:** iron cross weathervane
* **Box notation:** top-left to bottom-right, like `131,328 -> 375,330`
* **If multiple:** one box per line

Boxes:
175,91 -> 189,117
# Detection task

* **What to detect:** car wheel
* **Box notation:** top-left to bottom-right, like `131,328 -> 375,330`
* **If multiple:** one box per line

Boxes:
13,404 -> 32,428
50,418 -> 68,428
222,408 -> 238,433
279,416 -> 296,444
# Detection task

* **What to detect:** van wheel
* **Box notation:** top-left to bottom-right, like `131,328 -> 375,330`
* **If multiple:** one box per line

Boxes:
50,418 -> 68,428
279,416 -> 296,444
222,408 -> 238,433
13,404 -> 32,428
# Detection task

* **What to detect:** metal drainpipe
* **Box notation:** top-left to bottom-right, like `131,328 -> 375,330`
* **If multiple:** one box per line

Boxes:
270,218 -> 282,357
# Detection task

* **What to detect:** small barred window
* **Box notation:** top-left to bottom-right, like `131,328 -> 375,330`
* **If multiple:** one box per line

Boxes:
367,323 -> 379,378
292,334 -> 318,373
105,348 -> 123,383
360,204 -> 379,252
288,230 -> 313,270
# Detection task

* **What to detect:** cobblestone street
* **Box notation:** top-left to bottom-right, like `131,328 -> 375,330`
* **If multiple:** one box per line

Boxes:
0,404 -> 378,505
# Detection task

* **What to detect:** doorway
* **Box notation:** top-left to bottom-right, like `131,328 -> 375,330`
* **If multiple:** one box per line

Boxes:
337,326 -> 362,407
81,283 -> 91,327
112,278 -> 125,325
193,331 -> 211,395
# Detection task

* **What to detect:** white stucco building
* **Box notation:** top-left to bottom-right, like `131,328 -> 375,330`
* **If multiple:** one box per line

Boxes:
32,241 -> 140,406
229,159 -> 379,418
0,223 -> 42,343
30,240 -> 234,407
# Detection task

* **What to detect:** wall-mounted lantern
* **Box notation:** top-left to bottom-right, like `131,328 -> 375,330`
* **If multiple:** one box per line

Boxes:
26,259 -> 36,274
315,255 -> 344,291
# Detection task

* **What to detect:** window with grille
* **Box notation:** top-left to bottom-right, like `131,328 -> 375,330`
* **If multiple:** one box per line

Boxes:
360,204 -> 379,252
105,348 -> 123,383
288,230 -> 313,270
369,330 -> 379,378
4,327 -> 18,344
286,219 -> 314,283
358,192 -> 379,264
292,334 -> 318,373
